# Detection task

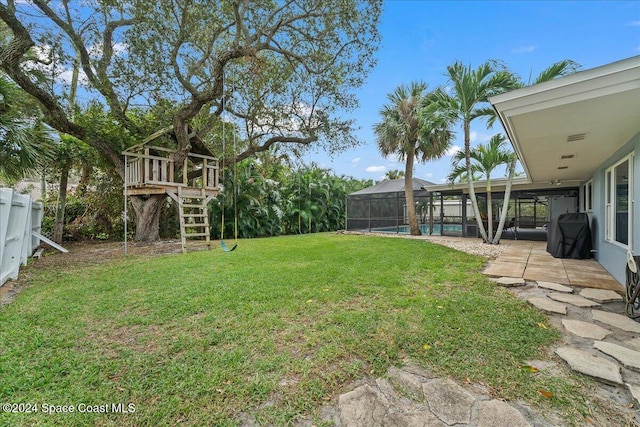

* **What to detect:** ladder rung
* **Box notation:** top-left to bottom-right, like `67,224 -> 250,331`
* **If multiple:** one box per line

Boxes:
183,214 -> 206,218
181,203 -> 205,208
181,223 -> 208,228
183,233 -> 209,237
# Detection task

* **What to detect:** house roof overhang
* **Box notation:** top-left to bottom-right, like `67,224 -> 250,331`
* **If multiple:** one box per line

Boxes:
423,177 -> 579,195
489,56 -> 640,185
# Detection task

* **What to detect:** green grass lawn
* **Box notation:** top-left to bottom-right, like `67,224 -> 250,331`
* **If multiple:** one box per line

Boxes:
1,233 -> 592,426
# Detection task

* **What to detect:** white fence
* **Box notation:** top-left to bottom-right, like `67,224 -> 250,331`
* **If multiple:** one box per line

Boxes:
0,188 -> 43,287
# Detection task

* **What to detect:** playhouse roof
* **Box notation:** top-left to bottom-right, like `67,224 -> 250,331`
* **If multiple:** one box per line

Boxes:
125,125 -> 216,158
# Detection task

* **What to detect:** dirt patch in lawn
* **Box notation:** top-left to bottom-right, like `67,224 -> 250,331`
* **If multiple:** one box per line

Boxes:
0,239 -> 185,307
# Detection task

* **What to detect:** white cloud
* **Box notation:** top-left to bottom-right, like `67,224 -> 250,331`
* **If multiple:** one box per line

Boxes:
629,20 -> 640,26
351,157 -> 361,165
89,42 -> 129,58
469,131 -> 492,143
511,45 -> 535,54
57,68 -> 90,86
445,145 -> 461,156
439,178 -> 447,183
366,165 -> 386,173
424,172 -> 433,178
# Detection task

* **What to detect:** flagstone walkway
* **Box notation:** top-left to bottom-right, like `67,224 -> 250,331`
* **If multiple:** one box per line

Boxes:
502,278 -> 639,424
308,279 -> 639,427
299,236 -> 637,426
300,233 -> 637,426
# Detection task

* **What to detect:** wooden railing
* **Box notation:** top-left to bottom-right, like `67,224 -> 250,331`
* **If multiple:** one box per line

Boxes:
124,146 -> 219,190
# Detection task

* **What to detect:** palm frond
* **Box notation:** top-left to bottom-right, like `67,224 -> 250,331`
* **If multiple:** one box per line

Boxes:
532,60 -> 580,85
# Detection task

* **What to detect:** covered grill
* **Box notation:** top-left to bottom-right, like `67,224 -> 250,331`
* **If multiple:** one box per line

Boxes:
546,213 -> 592,259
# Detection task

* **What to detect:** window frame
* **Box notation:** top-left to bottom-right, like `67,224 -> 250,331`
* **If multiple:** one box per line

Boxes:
583,179 -> 593,212
604,153 -> 634,249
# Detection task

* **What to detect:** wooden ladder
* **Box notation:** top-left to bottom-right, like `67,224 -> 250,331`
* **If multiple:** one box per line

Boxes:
177,186 -> 211,253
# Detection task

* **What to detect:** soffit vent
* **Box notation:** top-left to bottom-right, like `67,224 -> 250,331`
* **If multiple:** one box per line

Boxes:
560,154 -> 575,159
566,133 -> 587,142
557,166 -> 569,170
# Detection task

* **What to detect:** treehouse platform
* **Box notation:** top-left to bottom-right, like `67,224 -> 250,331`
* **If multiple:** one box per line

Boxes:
123,130 -> 221,253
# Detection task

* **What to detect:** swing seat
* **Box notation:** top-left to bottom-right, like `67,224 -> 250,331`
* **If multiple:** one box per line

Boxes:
220,240 -> 238,252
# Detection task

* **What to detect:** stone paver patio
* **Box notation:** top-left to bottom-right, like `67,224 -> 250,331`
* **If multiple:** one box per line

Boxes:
483,240 -> 624,292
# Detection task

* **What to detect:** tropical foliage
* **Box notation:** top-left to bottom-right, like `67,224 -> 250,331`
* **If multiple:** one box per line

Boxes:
39,158 -> 368,242
211,161 -> 366,240
385,169 -> 405,180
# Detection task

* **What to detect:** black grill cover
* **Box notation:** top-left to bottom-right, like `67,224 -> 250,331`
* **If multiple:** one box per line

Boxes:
546,213 -> 592,259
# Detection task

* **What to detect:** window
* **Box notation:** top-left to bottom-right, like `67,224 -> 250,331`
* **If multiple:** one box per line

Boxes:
583,179 -> 593,212
605,154 -> 634,247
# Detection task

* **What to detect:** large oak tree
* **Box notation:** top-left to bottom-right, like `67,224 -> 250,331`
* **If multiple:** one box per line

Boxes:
0,0 -> 381,241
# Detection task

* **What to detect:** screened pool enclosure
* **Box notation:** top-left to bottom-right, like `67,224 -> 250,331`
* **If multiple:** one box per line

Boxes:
346,179 -> 471,236
346,179 -> 579,240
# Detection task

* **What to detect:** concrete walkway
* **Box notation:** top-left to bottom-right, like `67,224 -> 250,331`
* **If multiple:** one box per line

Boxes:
483,241 -> 624,292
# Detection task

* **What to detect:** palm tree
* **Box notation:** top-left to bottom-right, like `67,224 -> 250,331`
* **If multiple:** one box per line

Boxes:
447,164 -> 481,184
437,59 -> 580,243
0,75 -> 56,181
385,169 -> 405,180
433,60 -> 520,242
527,60 -> 580,86
492,153 -> 517,244
374,82 -> 453,235
491,59 -> 580,244
450,134 -> 513,242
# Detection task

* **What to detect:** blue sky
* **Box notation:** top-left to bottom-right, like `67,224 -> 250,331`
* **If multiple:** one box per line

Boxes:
304,0 -> 640,183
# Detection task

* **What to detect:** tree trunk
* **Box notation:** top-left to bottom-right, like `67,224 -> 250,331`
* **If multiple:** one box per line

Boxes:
493,157 -> 516,244
53,160 -> 71,244
129,194 -> 165,242
40,170 -> 46,199
486,178 -> 493,243
405,148 -> 421,236
76,161 -> 91,197
464,121 -> 488,242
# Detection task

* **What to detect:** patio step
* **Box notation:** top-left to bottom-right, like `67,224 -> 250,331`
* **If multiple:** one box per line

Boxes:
579,288 -> 623,303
